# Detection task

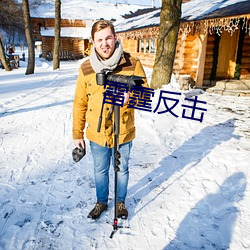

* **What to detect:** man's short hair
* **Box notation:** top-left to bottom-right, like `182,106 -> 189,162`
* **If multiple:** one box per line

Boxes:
91,20 -> 116,40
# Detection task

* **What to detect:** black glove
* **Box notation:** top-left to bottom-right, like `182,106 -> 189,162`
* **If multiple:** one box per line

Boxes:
72,146 -> 86,162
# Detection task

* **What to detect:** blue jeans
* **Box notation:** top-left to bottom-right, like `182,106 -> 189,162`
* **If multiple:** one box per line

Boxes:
89,141 -> 132,205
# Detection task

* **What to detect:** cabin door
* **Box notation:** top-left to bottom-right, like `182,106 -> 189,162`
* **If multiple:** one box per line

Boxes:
216,30 -> 239,79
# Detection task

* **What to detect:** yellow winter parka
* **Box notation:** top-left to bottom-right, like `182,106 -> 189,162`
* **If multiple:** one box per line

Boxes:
72,52 -> 148,148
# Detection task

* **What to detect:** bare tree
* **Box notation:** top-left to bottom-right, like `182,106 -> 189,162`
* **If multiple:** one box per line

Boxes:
0,37 -> 11,71
22,0 -> 35,75
0,0 -> 23,71
29,0 -> 47,8
53,0 -> 61,70
151,0 -> 182,89
0,0 -> 24,37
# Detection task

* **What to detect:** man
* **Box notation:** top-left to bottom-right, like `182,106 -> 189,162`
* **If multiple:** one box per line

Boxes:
72,20 -> 147,220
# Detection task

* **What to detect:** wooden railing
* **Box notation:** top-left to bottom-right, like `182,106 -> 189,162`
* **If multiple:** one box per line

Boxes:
46,51 -> 82,61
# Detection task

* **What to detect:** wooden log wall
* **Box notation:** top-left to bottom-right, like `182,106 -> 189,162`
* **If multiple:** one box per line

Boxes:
32,18 -> 86,29
41,37 -> 53,58
61,38 -> 74,52
32,17 -> 89,60
120,31 -> 200,76
173,34 -> 185,75
72,38 -> 88,55
183,35 -> 198,79
121,39 -> 137,54
120,38 -> 156,68
41,37 -> 86,58
173,34 -> 199,80
134,53 -> 156,68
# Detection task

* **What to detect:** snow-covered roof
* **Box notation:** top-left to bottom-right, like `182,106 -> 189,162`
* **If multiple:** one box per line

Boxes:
115,8 -> 160,32
40,27 -> 91,39
30,0 -> 151,20
182,0 -> 250,21
115,0 -> 250,33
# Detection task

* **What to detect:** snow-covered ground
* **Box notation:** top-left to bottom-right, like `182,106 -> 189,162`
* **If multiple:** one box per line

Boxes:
0,49 -> 249,250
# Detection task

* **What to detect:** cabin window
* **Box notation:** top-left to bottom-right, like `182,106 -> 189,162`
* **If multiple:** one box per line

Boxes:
150,38 -> 155,53
137,38 -> 156,54
137,39 -> 141,53
146,38 -> 150,53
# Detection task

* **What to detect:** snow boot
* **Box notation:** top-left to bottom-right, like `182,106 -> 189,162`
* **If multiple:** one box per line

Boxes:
87,202 -> 108,220
117,202 -> 128,219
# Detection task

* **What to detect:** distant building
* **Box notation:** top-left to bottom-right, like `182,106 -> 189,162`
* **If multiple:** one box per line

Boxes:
30,1 -> 151,60
31,18 -> 92,60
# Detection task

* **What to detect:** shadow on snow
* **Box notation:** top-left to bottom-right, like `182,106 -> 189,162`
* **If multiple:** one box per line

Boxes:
128,119 -> 239,213
164,172 -> 247,249
127,118 -> 243,248
0,100 -> 72,117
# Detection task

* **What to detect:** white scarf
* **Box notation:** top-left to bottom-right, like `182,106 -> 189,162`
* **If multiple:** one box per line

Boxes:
90,41 -> 123,73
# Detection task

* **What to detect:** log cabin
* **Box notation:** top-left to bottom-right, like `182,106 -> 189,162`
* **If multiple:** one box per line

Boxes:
115,0 -> 250,91
31,18 -> 92,60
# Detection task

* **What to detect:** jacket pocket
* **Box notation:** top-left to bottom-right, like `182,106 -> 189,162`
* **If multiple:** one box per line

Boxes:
120,108 -> 135,133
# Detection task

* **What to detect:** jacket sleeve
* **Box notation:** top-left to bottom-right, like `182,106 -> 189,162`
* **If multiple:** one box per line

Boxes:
134,59 -> 149,88
72,68 -> 88,140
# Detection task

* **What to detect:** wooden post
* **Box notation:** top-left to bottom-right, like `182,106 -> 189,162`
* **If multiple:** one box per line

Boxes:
195,32 -> 207,87
139,39 -> 142,53
149,39 -> 152,53
144,38 -> 147,54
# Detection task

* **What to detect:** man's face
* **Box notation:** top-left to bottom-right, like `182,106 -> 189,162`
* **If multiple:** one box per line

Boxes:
93,27 -> 117,60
